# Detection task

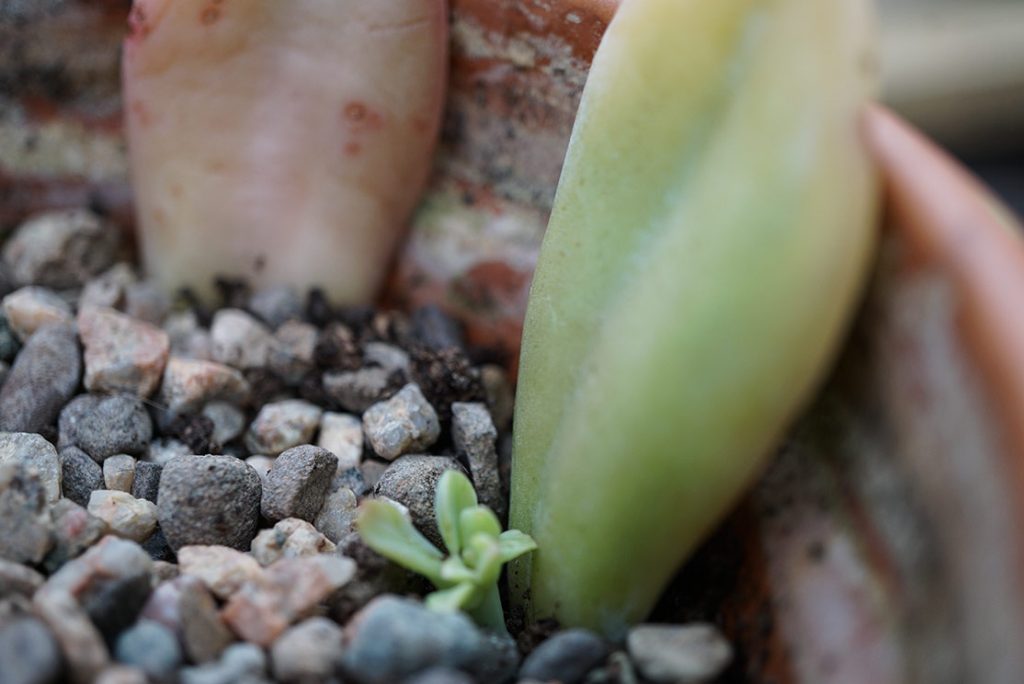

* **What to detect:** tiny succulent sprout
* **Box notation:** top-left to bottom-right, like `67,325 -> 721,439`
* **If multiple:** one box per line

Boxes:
357,470 -> 536,634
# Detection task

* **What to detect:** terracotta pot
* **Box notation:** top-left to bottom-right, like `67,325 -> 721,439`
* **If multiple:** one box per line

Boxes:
2,2 -> 1023,682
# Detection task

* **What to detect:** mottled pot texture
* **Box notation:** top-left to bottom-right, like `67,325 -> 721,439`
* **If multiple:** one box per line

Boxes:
2,2 -> 1023,683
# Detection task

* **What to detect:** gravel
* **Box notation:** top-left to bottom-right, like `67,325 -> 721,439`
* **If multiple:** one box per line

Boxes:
261,445 -> 337,523
251,518 -> 335,566
3,208 -> 119,289
1,287 -> 73,341
87,491 -> 158,543
626,624 -> 732,684
59,394 -> 153,462
180,643 -> 269,684
78,307 -> 169,397
0,558 -> 44,598
245,401 -> 323,456
451,402 -> 503,518
315,486 -> 359,544
0,432 -> 61,502
0,323 -> 80,433
0,616 -> 64,684
157,455 -> 262,551
114,620 -> 182,684
130,461 -> 162,504
178,545 -> 266,600
323,367 -> 398,413
0,463 -> 54,564
362,384 -> 440,460
373,456 -> 463,547
103,454 -> 136,492
270,617 -> 344,683
158,357 -> 251,417
317,411 -> 363,470
45,500 -> 107,572
60,446 -> 103,506
518,629 -> 609,684
211,309 -> 276,371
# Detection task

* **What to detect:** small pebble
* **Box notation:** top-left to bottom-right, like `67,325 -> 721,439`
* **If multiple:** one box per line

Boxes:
261,445 -> 337,523
44,500 -> 107,572
626,624 -> 732,684
451,402 -> 504,518
211,309 -> 276,370
87,490 -> 158,543
144,439 -> 190,467
374,456 -> 463,546
317,412 -> 363,470
0,616 -> 64,684
78,307 -> 170,397
323,367 -> 397,413
59,394 -> 153,461
124,281 -> 170,325
0,431 -> 61,502
0,324 -> 80,433
340,595 -> 518,684
314,486 -> 358,543
202,401 -> 246,446
251,518 -> 335,566
157,455 -> 262,551
0,463 -> 54,564
80,263 -> 136,310
177,545 -> 266,599
131,461 -> 162,504
141,529 -> 176,563
270,617 -> 344,684
95,666 -> 148,684
410,306 -> 464,351
333,466 -> 368,497
180,643 -> 268,684
2,208 -> 118,289
141,576 -> 233,664
405,668 -> 475,684
115,620 -> 182,683
363,341 -> 411,374
0,312 -> 21,362
1,287 -> 73,341
249,285 -> 303,328
103,454 -> 136,492
33,588 -> 108,684
363,384 -> 441,460
268,320 -> 317,385
164,311 -> 213,361
245,400 -> 323,456
60,446 -> 103,506
159,357 -> 251,417
360,460 -> 388,491
0,558 -> 44,598
519,629 -> 608,684
480,364 -> 514,432
245,455 -> 275,485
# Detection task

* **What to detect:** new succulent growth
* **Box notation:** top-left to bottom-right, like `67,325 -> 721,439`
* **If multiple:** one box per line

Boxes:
357,470 -> 536,634
123,0 -> 447,303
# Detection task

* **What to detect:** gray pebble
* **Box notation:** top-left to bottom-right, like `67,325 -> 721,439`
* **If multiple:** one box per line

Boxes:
0,324 -> 80,433
181,643 -> 269,684
124,281 -> 170,325
451,402 -> 504,518
87,490 -> 158,543
0,559 -> 44,599
60,446 -> 103,506
59,394 -> 153,462
115,620 -> 182,683
131,461 -> 162,504
374,456 -> 463,547
249,285 -> 303,328
268,320 -> 317,385
80,263 -> 136,311
519,629 -> 608,684
103,454 -> 136,492
0,616 -> 64,684
0,463 -> 54,564
202,401 -> 246,446
270,617 -> 344,683
140,576 -> 233,665
145,439 -> 190,467
158,455 -> 262,551
363,342 -> 411,374
141,529 -> 176,563
333,466 -> 368,497
315,486 -> 358,543
3,208 -> 118,289
341,596 -> 518,684
626,624 -> 732,684
94,666 -> 148,684
363,384 -> 440,460
0,432 -> 61,502
78,307 -> 170,398
159,357 -> 250,417
317,412 -> 363,470
323,367 -> 397,413
261,445 -> 338,523
251,518 -> 335,566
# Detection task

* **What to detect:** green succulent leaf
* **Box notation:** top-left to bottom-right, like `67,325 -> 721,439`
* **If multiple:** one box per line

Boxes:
435,470 -> 479,557
440,557 -> 479,585
356,499 -> 444,585
497,530 -> 538,563
467,534 -> 504,588
426,582 -> 478,613
459,506 -> 502,543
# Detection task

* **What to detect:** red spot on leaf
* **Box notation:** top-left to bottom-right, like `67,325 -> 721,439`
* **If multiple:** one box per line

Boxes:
128,5 -> 150,39
342,101 -> 384,133
130,99 -> 152,127
201,7 -> 221,25
343,142 -> 363,157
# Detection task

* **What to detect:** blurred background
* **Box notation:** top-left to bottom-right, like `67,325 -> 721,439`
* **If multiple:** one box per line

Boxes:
879,0 -> 1024,215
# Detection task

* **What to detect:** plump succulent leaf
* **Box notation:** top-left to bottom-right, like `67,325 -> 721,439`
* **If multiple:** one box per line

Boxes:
440,557 -> 478,585
436,470 -> 479,557
459,506 -> 502,543
426,582 -> 478,613
497,530 -> 539,563
356,499 -> 444,585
